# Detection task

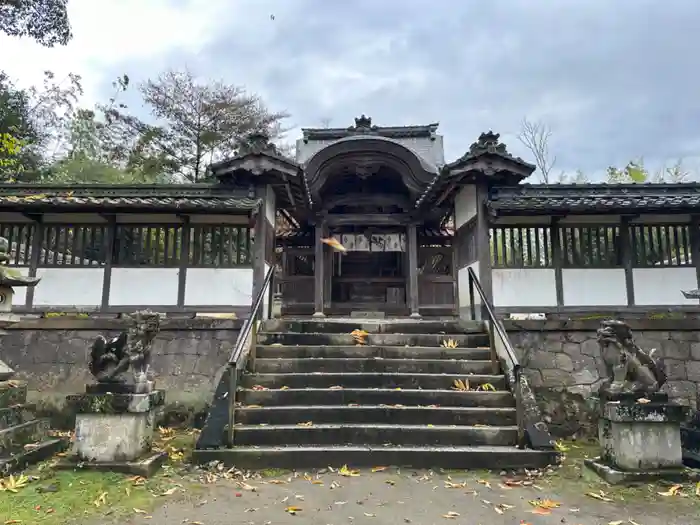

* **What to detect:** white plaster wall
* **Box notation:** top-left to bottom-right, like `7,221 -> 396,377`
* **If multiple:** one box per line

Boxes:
7,267 -> 29,306
454,186 -> 477,228
562,269 -> 627,306
633,267 -> 698,305
185,268 -> 253,306
457,261 -> 481,307
33,268 -> 104,307
264,186 -> 276,226
109,268 -> 179,306
493,269 -> 557,307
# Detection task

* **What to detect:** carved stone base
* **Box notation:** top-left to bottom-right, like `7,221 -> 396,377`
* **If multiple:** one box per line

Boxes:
86,381 -> 155,395
55,451 -> 167,478
587,401 -> 691,483
65,390 -> 165,472
584,457 -> 697,485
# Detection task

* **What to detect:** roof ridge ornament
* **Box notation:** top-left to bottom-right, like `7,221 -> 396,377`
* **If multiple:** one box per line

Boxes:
237,130 -> 278,156
468,131 -> 508,157
349,115 -> 378,135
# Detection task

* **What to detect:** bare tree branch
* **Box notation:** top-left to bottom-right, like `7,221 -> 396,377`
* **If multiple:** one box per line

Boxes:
517,118 -> 556,183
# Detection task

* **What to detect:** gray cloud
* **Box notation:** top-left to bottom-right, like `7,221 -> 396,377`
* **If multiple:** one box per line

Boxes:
109,0 -> 700,180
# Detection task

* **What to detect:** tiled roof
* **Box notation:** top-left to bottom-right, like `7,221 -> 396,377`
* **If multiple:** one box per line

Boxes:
488,183 -> 700,215
0,184 -> 261,212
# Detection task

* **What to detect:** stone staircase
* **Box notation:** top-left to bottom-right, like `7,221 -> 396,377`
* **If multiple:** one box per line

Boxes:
194,319 -> 558,469
0,369 -> 68,474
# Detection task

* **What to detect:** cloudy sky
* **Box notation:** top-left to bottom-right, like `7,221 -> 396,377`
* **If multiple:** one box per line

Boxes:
2,0 -> 699,181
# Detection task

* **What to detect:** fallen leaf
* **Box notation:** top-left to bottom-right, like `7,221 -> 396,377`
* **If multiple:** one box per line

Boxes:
586,490 -> 613,502
267,479 -> 287,485
285,506 -> 303,515
93,491 -> 108,507
160,487 -> 178,496
530,507 -> 551,515
658,484 -> 682,497
0,474 -> 30,493
364,512 -> 376,517
189,522 -> 204,525
529,498 -> 560,509
554,440 -> 569,452
442,511 -> 460,519
5,521 -> 22,524
339,465 -> 360,477
696,481 -> 700,497
476,479 -> 491,489
133,508 -> 148,514
371,466 -> 388,472
297,421 -> 313,427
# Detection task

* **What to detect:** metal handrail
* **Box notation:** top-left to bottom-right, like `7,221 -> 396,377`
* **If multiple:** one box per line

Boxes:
467,267 -> 520,378
228,264 -> 276,365
225,264 -> 276,446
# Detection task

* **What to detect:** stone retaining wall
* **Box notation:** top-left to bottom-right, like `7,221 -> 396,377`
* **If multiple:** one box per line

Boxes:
505,319 -> 700,438
0,317 -> 242,427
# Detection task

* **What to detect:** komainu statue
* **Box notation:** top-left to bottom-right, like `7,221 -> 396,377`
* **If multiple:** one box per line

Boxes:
89,310 -> 162,393
597,319 -> 667,398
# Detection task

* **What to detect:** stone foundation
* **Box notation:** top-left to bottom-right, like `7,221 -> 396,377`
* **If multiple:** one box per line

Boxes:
504,318 -> 700,438
0,316 -> 242,428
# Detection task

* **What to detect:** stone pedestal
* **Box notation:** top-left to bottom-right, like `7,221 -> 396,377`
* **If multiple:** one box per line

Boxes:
0,362 -> 68,474
58,389 -> 167,477
681,398 -> 700,467
585,399 -> 696,484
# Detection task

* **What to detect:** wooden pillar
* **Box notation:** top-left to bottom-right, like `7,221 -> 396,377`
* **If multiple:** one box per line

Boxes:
177,216 -> 191,308
620,217 -> 635,306
26,216 -> 44,309
100,216 -> 116,310
475,184 -> 493,317
407,223 -> 420,318
691,216 -> 700,292
313,220 -> 326,318
551,218 -> 564,307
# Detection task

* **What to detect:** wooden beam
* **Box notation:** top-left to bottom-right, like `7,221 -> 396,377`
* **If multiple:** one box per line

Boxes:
326,213 -> 409,227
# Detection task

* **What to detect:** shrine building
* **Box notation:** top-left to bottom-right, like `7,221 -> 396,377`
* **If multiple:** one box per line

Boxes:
0,115 -> 699,318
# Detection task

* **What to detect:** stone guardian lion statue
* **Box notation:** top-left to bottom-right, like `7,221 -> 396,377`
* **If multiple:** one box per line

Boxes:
597,319 -> 667,397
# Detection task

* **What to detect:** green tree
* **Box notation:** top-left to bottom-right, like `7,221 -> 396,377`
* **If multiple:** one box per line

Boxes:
103,68 -> 289,182
0,0 -> 71,46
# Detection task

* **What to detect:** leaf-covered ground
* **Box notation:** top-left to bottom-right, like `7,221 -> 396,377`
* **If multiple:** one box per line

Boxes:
2,436 -> 699,525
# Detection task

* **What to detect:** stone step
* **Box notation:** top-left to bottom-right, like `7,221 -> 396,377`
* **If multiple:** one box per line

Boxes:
193,444 -> 558,470
238,388 -> 514,408
255,345 -> 492,360
0,381 -> 27,410
0,405 -> 35,431
0,418 -> 50,457
261,319 -> 483,334
233,423 -> 518,447
254,358 -> 494,375
235,405 -> 516,427
257,332 -> 490,348
0,438 -> 68,475
241,372 -> 506,390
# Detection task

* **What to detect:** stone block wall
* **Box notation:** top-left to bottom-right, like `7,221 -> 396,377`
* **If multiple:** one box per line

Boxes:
0,317 -> 242,426
505,319 -> 700,438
